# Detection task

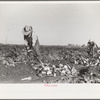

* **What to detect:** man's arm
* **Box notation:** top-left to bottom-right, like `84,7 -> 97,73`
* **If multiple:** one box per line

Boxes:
95,43 -> 98,49
28,26 -> 33,37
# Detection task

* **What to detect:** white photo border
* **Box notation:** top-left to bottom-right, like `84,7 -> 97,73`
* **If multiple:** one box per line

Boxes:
0,1 -> 100,99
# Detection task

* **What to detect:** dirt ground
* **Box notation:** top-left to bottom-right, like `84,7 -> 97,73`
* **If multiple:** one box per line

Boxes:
0,44 -> 100,83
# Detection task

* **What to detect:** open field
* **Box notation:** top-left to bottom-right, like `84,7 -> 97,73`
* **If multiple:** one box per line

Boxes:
0,44 -> 100,83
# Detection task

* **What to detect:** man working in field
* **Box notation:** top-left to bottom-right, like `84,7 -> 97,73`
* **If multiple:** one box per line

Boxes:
22,25 -> 33,53
87,40 -> 98,57
22,25 -> 42,64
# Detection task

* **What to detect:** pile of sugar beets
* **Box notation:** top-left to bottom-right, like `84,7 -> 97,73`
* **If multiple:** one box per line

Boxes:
32,49 -> 100,83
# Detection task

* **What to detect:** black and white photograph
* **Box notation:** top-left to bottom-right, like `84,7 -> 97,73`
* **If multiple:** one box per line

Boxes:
0,1 -> 100,84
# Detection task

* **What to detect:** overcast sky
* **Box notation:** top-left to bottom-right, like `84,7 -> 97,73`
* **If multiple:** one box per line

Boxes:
0,2 -> 100,46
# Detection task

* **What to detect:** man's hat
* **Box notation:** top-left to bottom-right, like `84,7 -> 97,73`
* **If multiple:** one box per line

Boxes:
24,25 -> 30,32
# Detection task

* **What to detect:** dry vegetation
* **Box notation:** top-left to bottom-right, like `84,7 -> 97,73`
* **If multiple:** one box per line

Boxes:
0,44 -> 100,83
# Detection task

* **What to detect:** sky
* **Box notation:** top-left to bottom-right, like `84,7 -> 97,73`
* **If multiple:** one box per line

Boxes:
0,1 -> 100,46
